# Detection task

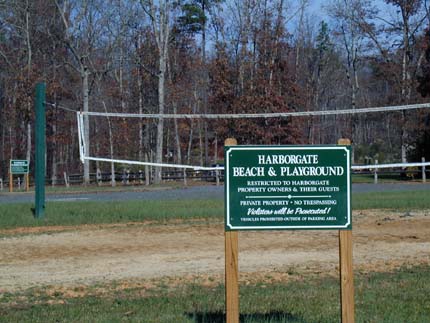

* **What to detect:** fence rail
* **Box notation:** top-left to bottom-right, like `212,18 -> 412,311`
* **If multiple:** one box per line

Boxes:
0,161 -> 428,190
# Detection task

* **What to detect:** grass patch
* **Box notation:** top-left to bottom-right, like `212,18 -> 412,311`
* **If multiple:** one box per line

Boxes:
0,199 -> 222,230
0,265 -> 429,322
6,182 -> 186,194
351,173 -> 421,184
43,182 -> 186,193
352,190 -> 430,210
0,190 -> 429,230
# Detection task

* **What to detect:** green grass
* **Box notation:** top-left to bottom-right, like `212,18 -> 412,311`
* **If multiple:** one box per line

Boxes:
0,199 -> 222,230
43,182 -> 188,193
8,182 -> 185,194
352,190 -> 430,210
0,265 -> 429,322
351,173 -> 422,184
0,190 -> 429,230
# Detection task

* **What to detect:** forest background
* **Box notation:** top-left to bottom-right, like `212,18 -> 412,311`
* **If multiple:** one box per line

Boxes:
1,0 -> 430,185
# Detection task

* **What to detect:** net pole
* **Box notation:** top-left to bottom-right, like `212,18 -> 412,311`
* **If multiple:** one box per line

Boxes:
79,113 -> 87,159
77,112 -> 84,163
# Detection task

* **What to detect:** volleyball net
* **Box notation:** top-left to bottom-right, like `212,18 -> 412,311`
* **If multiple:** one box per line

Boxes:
76,102 -> 430,172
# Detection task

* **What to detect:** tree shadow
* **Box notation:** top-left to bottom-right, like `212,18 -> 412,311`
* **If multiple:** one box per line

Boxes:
186,311 -> 308,323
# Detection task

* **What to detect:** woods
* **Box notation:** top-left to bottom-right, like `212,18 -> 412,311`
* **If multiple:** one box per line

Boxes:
1,0 -> 430,184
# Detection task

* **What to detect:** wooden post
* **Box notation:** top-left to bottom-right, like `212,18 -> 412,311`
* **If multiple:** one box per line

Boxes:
25,173 -> 29,192
225,230 -> 239,322
9,172 -> 13,193
374,160 -> 378,184
96,168 -> 102,186
225,137 -> 239,323
338,138 -> 355,323
183,169 -> 187,187
339,230 -> 354,323
63,172 -> 70,188
422,157 -> 426,183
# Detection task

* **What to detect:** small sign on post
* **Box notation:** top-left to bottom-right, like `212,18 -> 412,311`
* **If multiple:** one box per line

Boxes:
10,160 -> 29,174
9,160 -> 30,192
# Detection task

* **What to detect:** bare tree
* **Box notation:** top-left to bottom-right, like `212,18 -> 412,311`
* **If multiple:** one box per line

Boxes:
0,0 -> 35,187
343,0 -> 428,162
140,0 -> 172,184
54,0 -> 105,184
329,0 -> 366,161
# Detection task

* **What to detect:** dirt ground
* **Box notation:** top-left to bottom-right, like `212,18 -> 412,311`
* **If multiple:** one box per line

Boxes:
0,210 -> 429,292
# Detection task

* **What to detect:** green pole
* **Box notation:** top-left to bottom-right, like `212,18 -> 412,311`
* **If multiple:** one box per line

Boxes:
35,83 -> 46,218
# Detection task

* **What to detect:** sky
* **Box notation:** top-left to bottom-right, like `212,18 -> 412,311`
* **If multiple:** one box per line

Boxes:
307,0 -> 399,23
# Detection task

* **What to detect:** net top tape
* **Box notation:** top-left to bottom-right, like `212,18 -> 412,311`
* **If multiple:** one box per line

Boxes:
80,102 -> 430,119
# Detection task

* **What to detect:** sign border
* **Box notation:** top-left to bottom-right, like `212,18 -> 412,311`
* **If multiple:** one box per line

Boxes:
225,146 -> 351,230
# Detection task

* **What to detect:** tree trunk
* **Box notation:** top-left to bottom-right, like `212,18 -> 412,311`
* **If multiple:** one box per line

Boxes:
294,1 -> 306,82
198,119 -> 203,166
50,62 -> 59,186
82,67 -> 90,185
149,0 -> 170,185
154,58 -> 165,184
186,98 -> 196,166
102,100 -> 115,187
173,104 -> 182,162
9,126 -> 14,160
25,0 -> 32,189
26,123 -> 31,166
138,67 -> 144,163
144,128 -> 150,186
1,126 -> 4,177
51,122 -> 57,186
201,1 -> 209,166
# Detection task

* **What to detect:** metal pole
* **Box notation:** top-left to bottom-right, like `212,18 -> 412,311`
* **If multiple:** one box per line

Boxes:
422,157 -> 426,183
35,83 -> 46,218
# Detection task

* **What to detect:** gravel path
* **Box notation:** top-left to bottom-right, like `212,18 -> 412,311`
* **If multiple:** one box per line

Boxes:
0,209 -> 429,291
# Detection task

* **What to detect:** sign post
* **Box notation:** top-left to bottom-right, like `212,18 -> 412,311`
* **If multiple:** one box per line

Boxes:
224,141 -> 354,322
338,138 -> 354,323
9,160 -> 30,192
224,138 -> 239,323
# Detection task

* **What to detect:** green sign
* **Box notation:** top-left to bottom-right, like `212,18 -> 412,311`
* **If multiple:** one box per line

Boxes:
10,160 -> 29,174
225,146 -> 351,230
